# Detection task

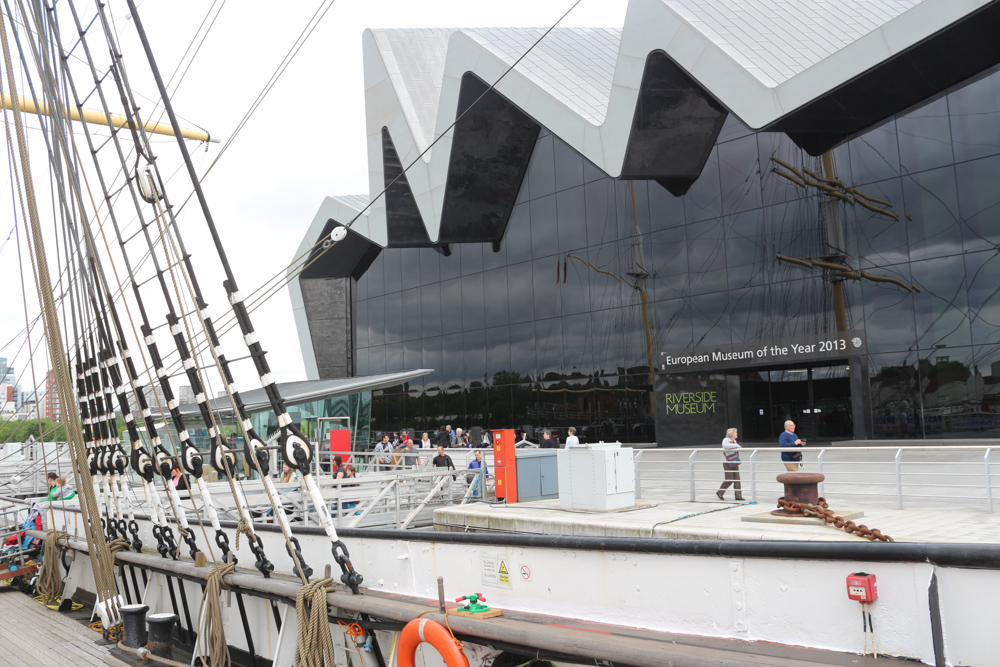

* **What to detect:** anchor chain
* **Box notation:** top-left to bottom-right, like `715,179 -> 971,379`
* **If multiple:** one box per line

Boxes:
776,497 -> 894,542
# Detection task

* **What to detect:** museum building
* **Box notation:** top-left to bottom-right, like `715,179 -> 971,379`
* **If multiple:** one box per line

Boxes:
292,0 -> 1000,443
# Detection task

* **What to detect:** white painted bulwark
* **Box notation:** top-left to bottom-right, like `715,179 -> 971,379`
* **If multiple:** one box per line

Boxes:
557,442 -> 636,510
46,507 -> 1000,665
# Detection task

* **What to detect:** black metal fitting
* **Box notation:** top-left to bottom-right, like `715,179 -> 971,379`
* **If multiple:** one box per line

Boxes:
285,536 -> 312,581
151,525 -> 169,558
120,603 -> 148,649
215,529 -> 232,563
333,541 -> 363,595
182,532 -> 200,561
162,527 -> 178,560
129,520 -> 142,552
251,536 -> 273,577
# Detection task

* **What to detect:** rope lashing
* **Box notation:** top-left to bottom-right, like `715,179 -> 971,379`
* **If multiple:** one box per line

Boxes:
295,578 -> 338,667
197,561 -> 237,667
235,517 -> 254,551
108,537 -> 132,557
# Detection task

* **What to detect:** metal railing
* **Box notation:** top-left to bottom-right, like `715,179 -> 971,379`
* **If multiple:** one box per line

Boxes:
633,445 -> 1000,512
185,455 -> 494,530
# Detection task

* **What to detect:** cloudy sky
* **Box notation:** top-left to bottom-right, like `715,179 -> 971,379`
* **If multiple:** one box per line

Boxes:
0,0 -> 627,401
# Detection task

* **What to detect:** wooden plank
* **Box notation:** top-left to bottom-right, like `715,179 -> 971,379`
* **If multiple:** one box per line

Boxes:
0,591 -> 111,667
451,607 -> 504,619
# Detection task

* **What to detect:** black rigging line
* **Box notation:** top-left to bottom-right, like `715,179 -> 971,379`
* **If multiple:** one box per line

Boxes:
9,0 -> 183,559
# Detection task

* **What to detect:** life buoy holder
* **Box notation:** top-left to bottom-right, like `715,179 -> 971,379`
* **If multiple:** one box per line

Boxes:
397,618 -> 469,667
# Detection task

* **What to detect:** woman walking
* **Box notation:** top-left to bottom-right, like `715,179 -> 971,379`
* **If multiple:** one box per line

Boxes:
716,427 -> 744,501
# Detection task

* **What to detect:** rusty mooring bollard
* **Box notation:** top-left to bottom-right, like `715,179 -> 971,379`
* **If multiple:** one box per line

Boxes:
146,612 -> 178,658
771,472 -> 825,516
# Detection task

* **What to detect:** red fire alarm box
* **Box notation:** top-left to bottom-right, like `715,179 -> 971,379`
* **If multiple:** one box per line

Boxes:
493,429 -> 517,503
846,572 -> 878,602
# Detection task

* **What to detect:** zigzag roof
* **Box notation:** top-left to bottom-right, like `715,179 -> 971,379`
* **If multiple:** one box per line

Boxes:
308,0 -> 997,249
290,0 -> 1000,379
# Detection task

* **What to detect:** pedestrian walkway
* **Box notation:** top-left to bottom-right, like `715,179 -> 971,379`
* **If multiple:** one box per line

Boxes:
435,497 -> 1000,542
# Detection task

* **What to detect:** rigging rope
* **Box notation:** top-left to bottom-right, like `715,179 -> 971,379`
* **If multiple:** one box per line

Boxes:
9,0 -> 180,561
0,6 -> 120,627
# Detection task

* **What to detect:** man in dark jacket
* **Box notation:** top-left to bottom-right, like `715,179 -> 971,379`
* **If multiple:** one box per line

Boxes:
431,446 -> 455,470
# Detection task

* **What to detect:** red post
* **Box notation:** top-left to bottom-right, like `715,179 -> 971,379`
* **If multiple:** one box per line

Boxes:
493,429 -> 517,503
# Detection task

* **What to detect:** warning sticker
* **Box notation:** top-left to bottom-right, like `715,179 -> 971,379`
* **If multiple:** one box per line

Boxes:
480,555 -> 513,589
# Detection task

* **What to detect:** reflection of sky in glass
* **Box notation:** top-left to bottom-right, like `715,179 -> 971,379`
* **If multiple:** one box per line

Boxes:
347,64 -> 1000,439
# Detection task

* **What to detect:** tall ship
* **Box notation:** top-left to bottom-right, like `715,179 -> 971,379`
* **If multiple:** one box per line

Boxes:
2,1 -> 1000,666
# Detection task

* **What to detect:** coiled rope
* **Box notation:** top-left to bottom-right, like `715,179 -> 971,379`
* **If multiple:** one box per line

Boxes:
36,530 -> 68,606
197,561 -> 237,667
295,578 -> 338,667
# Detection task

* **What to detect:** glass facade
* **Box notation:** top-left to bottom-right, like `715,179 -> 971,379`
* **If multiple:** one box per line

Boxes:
154,392 -> 372,477
353,64 -> 1000,442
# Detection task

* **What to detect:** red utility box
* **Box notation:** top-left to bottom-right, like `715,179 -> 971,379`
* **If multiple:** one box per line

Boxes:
846,572 -> 878,602
493,429 -> 517,503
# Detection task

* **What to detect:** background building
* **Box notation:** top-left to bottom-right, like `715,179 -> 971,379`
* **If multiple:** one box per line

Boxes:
178,385 -> 195,406
42,370 -> 63,422
294,0 -> 1000,443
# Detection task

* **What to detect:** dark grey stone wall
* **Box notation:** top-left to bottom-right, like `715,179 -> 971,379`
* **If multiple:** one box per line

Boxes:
301,277 -> 353,379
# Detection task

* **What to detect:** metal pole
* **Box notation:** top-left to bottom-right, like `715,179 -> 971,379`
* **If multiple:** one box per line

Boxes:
394,483 -> 401,529
895,448 -> 904,510
688,450 -> 697,501
986,448 -> 993,514
816,449 -> 826,498
633,450 -> 643,500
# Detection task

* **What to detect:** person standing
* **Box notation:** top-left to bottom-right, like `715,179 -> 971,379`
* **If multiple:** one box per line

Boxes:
431,446 -> 455,471
453,428 -> 468,447
541,429 -> 557,448
467,450 -> 489,497
403,441 -> 418,468
716,427 -> 744,501
332,455 -> 347,479
779,420 -> 805,472
436,425 -> 451,447
374,434 -> 393,471
170,463 -> 190,491
564,426 -> 580,447
421,432 -> 432,449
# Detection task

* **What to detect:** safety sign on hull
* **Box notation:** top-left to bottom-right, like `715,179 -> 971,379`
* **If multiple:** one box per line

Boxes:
481,555 -> 513,589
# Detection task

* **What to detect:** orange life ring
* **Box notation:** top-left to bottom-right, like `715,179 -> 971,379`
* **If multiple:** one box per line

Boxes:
397,618 -> 469,667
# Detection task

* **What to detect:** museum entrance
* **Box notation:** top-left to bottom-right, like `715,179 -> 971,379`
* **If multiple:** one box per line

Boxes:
739,362 -> 853,442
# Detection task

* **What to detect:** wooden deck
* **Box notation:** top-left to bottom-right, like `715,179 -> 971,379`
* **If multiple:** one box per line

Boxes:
0,586 -> 113,667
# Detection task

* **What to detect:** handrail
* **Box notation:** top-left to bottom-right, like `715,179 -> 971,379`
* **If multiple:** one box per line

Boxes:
632,444 -> 999,512
400,476 -> 449,529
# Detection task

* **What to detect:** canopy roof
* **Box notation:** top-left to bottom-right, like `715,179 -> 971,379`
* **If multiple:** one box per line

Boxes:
165,370 -> 430,419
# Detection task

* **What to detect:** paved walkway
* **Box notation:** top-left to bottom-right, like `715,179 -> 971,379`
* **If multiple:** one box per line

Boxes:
0,585 -> 112,667
435,495 -> 1000,542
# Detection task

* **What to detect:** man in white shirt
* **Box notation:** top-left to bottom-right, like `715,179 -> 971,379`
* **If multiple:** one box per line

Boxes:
564,426 -> 580,447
